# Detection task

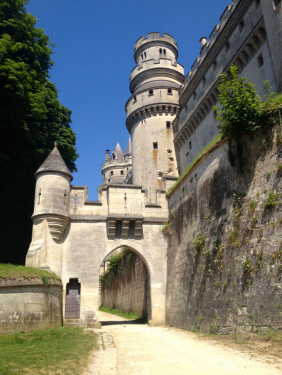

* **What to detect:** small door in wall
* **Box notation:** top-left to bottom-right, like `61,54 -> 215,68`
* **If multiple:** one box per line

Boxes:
65,279 -> 81,319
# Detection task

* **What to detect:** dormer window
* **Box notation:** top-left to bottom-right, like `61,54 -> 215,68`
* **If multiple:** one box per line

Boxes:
239,20 -> 244,32
167,88 -> 172,95
149,89 -> 154,96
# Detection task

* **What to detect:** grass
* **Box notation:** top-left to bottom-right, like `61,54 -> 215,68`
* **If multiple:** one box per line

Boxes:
0,264 -> 60,281
269,92 -> 282,107
99,306 -> 140,320
167,133 -> 222,196
264,190 -> 279,209
0,327 -> 98,375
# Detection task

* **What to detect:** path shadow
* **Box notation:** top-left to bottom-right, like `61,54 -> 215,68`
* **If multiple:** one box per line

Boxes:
101,318 -> 147,326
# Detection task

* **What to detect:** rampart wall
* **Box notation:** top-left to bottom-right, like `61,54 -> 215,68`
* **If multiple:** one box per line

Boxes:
166,124 -> 282,333
101,250 -> 151,319
0,279 -> 62,336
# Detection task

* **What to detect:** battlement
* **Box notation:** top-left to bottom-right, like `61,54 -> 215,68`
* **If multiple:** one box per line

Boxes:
134,32 -> 178,52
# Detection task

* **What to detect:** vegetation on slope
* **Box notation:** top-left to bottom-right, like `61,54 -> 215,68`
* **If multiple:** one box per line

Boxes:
0,263 -> 60,281
0,0 -> 78,264
99,306 -> 140,320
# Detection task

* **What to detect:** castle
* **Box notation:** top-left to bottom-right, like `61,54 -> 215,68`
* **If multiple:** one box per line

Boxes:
26,0 -> 282,327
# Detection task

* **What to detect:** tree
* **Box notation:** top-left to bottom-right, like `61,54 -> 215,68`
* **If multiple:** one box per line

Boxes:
0,0 -> 78,264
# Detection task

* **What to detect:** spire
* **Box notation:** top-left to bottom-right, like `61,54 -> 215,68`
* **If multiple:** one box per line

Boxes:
35,142 -> 73,180
125,135 -> 132,156
111,139 -> 124,161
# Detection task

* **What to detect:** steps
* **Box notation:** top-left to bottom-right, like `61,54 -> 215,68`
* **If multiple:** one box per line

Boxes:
63,319 -> 87,328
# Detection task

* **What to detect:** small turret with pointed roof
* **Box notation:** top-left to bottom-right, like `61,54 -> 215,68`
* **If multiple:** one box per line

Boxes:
35,141 -> 73,181
111,139 -> 124,161
124,136 -> 132,156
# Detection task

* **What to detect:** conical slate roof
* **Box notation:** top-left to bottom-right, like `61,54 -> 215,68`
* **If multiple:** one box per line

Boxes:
35,142 -> 73,180
111,140 -> 124,161
125,136 -> 132,156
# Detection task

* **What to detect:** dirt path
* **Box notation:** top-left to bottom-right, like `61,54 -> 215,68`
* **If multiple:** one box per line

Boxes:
84,311 -> 282,375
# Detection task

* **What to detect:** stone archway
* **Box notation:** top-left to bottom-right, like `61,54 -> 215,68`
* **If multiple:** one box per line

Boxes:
98,245 -> 152,322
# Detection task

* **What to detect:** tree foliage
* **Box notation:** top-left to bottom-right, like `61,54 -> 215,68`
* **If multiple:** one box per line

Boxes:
213,65 -> 274,139
0,0 -> 78,264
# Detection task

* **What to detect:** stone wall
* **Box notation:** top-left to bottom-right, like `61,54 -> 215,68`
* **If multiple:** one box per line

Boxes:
0,278 -> 62,336
166,124 -> 282,334
101,250 -> 151,319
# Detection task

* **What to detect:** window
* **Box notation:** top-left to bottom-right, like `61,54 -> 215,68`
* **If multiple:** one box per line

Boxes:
164,49 -> 166,55
225,42 -> 230,52
167,88 -> 172,95
144,52 -> 146,58
149,89 -> 154,96
108,179 -> 110,182
111,171 -> 113,175
166,121 -> 171,129
255,0 -> 260,7
213,60 -> 217,70
257,54 -> 264,67
153,142 -> 158,150
141,54 -> 143,60
193,91 -> 196,100
202,77 -> 206,87
133,95 -> 137,102
121,171 -> 124,175
239,20 -> 244,32
274,0 -> 281,8
189,141 -> 192,150
159,48 -> 162,54
185,104 -> 188,112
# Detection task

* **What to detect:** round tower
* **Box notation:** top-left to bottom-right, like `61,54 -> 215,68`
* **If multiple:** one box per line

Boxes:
125,32 -> 184,198
33,142 -> 72,242
101,138 -> 132,185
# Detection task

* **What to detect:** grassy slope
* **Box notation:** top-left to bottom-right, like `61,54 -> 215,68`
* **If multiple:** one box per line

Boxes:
99,306 -> 140,320
0,263 -> 60,280
0,327 -> 98,375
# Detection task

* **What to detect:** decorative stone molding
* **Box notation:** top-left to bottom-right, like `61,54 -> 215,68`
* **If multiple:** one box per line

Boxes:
32,214 -> 70,242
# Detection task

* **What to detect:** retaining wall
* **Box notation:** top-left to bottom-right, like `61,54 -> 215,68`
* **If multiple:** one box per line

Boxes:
166,124 -> 282,334
0,278 -> 62,336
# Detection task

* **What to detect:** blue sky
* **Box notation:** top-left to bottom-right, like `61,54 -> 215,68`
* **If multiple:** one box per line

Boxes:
27,0 -> 230,199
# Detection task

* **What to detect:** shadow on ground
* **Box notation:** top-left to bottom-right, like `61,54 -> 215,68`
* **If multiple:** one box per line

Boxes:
101,318 -> 147,326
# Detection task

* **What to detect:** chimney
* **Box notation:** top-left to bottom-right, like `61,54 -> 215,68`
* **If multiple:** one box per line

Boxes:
105,150 -> 110,161
200,37 -> 207,49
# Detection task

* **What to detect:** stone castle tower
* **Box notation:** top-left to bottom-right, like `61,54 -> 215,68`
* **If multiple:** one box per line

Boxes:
101,137 -> 132,185
125,32 -> 184,201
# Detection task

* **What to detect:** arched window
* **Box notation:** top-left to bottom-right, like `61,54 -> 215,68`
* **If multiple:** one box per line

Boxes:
144,52 -> 146,58
159,48 -> 162,54
163,49 -> 166,55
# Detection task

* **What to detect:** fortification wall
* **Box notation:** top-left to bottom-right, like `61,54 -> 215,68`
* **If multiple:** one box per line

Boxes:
166,124 -> 282,333
0,279 -> 62,336
101,251 -> 151,319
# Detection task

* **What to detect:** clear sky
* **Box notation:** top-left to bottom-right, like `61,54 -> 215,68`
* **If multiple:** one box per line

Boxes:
26,0 -> 230,199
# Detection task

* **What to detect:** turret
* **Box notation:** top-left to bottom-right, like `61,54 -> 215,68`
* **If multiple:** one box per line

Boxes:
101,139 -> 132,185
26,142 -> 72,275
125,32 -> 184,198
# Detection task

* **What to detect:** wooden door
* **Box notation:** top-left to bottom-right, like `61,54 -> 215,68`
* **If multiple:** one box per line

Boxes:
65,279 -> 81,319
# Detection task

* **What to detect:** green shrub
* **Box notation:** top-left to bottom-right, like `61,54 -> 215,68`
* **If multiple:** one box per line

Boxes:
264,190 -> 279,209
248,200 -> 258,213
193,234 -> 206,255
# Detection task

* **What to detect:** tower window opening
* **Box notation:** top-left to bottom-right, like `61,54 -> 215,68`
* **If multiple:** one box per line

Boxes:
153,142 -> 158,150
193,91 -> 196,100
144,52 -> 146,58
133,95 -> 137,102
239,20 -> 245,32
121,171 -> 124,175
167,88 -> 172,95
159,48 -> 162,54
213,60 -> 217,70
149,89 -> 154,96
257,54 -> 264,67
141,54 -> 143,60
164,49 -> 166,55
255,0 -> 260,7
166,121 -> 171,129
111,171 -> 113,175
185,104 -> 188,112
225,42 -> 230,52
108,179 -> 110,182
202,77 -> 206,87
74,194 -> 77,208
189,141 -> 192,150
